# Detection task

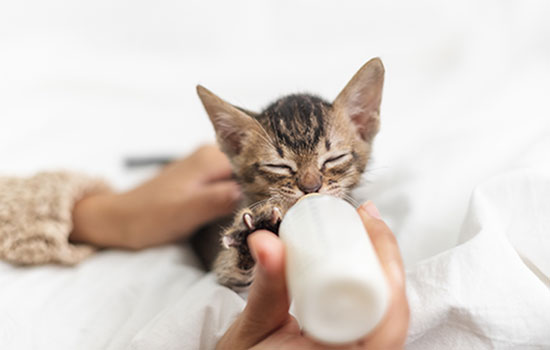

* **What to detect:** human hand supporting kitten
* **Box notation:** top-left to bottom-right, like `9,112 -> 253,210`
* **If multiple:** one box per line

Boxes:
70,145 -> 241,250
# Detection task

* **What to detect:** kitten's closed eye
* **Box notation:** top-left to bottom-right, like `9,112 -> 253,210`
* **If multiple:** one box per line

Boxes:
261,163 -> 296,176
322,153 -> 351,169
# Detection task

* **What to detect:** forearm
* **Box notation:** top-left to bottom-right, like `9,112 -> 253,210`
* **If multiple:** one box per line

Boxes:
69,187 -> 181,250
69,177 -> 233,251
70,192 -> 137,250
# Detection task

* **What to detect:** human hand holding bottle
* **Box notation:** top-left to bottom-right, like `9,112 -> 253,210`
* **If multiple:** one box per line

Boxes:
217,201 -> 409,349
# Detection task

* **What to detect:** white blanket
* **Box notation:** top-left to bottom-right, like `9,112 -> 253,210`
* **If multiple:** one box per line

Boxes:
406,169 -> 550,349
122,169 -> 550,349
3,169 -> 547,349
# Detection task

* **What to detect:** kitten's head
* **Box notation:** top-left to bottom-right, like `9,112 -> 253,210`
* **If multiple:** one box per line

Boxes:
197,58 -> 384,207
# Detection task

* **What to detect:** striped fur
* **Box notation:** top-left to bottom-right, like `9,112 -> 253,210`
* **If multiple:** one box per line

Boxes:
197,58 -> 385,290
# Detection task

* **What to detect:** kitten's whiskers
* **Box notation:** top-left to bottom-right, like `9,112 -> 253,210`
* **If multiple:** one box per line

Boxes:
341,193 -> 361,208
248,198 -> 271,210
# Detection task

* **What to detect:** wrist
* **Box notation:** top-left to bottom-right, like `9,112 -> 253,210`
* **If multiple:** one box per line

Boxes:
70,192 -> 133,249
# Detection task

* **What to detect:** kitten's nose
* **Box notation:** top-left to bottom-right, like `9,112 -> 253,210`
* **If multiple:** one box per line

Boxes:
298,172 -> 322,194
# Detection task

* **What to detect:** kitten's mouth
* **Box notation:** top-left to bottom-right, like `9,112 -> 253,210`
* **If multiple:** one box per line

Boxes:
291,190 -> 350,206
289,192 -> 321,206
269,187 -> 347,211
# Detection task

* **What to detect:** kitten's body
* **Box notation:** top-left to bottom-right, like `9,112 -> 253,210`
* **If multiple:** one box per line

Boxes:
197,58 -> 385,290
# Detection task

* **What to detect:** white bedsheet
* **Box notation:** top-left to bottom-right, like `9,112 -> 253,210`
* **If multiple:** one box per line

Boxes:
3,169 -> 547,349
128,169 -> 550,349
0,245 -> 204,349
406,169 -> 550,349
1,0 -> 550,349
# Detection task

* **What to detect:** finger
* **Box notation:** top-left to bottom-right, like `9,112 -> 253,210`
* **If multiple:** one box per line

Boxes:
357,201 -> 405,289
192,144 -> 233,182
357,201 -> 409,349
190,180 -> 241,223
236,230 -> 290,347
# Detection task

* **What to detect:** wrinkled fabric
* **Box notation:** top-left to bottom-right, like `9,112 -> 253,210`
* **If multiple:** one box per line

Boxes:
406,170 -> 550,349
0,172 -> 548,349
123,169 -> 550,349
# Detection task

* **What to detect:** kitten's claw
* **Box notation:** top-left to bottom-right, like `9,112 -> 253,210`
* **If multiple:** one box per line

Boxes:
222,235 -> 235,249
243,213 -> 255,230
271,207 -> 283,226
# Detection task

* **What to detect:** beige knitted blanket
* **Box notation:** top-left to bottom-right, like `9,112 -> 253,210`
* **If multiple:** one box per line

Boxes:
0,172 -> 110,265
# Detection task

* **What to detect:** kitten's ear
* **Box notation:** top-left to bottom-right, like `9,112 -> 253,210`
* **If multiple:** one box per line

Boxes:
333,58 -> 384,142
197,85 -> 263,156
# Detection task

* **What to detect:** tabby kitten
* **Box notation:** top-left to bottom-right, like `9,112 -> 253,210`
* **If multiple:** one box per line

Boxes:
197,58 -> 384,290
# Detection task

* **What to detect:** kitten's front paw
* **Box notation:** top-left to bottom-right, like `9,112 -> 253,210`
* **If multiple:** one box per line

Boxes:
223,205 -> 283,251
215,204 -> 283,289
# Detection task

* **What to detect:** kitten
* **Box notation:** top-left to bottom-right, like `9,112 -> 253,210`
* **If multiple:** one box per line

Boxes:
197,58 -> 384,290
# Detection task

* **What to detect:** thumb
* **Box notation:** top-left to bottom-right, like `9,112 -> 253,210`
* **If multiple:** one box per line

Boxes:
236,230 -> 290,347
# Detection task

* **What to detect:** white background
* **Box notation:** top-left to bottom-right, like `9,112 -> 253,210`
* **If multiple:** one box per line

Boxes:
1,0 -> 549,266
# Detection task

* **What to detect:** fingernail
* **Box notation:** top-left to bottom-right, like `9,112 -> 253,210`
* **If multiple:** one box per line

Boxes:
252,247 -> 267,270
360,201 -> 382,220
257,250 -> 267,269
